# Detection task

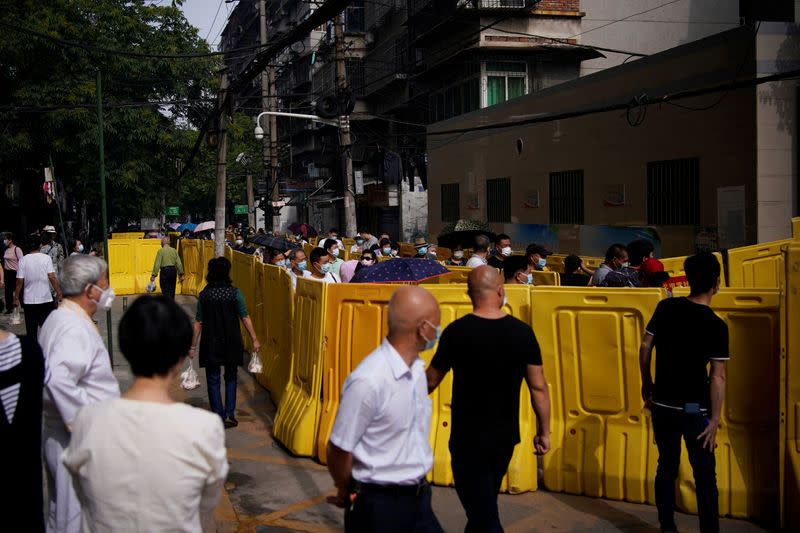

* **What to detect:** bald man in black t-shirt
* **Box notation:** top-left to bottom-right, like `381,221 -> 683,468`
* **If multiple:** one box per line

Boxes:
426,266 -> 551,533
640,252 -> 728,533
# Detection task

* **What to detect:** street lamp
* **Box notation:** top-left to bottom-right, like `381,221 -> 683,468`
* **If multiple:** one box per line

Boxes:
254,110 -> 338,139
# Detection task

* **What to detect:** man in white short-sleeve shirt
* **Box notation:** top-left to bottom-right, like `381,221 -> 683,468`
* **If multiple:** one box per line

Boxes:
326,286 -> 443,533
14,234 -> 61,338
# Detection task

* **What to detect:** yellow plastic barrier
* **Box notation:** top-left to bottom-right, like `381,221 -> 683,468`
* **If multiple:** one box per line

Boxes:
728,239 -> 792,288
531,271 -> 559,286
231,251 -> 256,353
107,240 -> 137,294
785,244 -> 800,529
660,252 -> 726,287
111,232 -> 143,239
313,283 -> 540,493
272,277 -> 327,456
547,254 -> 603,274
792,217 -> 799,239
259,265 -> 295,405
532,287 -> 664,502
179,240 -> 200,296
669,288 -> 782,521
134,240 -> 163,294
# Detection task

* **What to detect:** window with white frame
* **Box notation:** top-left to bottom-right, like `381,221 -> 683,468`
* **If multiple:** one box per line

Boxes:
482,61 -> 527,108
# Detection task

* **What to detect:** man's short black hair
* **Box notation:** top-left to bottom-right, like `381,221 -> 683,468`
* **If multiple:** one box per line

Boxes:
379,238 -> 391,247
119,295 -> 193,378
495,233 -> 511,245
329,228 -> 339,234
685,252 -> 721,296
502,256 -> 528,280
310,247 -> 328,265
564,254 -> 582,274
604,243 -> 627,263
323,238 -> 338,252
474,240 -> 489,253
627,239 -> 654,267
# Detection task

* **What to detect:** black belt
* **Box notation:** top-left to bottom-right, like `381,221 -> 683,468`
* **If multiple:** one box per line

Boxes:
161,266 -> 177,270
354,478 -> 428,497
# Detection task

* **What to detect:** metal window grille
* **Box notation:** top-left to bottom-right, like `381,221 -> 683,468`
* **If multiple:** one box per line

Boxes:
441,183 -> 460,222
486,177 -> 511,222
549,170 -> 584,224
647,158 -> 699,225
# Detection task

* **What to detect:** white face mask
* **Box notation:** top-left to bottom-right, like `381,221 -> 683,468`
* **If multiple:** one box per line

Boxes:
453,251 -> 464,259
235,239 -> 243,246
91,284 -> 116,311
501,246 -> 512,257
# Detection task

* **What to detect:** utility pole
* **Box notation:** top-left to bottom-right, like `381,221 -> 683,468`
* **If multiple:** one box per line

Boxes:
334,13 -> 357,238
214,71 -> 229,257
96,71 -> 113,363
246,173 -> 255,228
259,0 -> 280,233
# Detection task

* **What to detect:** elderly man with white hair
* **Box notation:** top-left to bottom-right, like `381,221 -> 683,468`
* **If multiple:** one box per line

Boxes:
39,255 -> 120,533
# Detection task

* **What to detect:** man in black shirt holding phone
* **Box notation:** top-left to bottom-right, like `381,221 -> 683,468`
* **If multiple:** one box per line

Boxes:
640,252 -> 728,533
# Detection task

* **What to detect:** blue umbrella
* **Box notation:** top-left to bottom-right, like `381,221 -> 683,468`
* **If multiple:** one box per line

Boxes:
349,258 -> 451,284
176,223 -> 197,232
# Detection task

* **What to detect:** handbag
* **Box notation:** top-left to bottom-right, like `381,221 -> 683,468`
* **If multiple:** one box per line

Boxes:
247,351 -> 262,373
180,359 -> 200,390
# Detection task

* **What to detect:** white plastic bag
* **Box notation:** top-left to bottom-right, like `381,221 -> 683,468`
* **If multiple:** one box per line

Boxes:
180,359 -> 200,390
247,352 -> 262,374
10,307 -> 21,325
145,281 -> 156,293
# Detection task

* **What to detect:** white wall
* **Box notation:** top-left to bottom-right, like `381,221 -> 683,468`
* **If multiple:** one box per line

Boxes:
755,21 -> 799,242
579,0 -> 741,77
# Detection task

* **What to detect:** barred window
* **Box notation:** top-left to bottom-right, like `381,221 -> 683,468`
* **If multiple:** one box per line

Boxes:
486,177 -> 511,223
441,183 -> 460,222
647,158 -> 699,225
549,170 -> 584,224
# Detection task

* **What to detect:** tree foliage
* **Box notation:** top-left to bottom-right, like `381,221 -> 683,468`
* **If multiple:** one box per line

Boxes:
0,0 -> 261,233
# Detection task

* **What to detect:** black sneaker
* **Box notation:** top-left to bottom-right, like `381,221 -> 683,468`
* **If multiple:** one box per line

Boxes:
224,417 -> 239,429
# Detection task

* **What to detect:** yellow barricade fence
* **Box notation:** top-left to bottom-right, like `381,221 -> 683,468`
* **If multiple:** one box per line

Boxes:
111,232 -> 143,239
728,239 -> 792,288
107,240 -> 138,294
272,277 -> 327,456
532,271 -> 559,286
660,252 -> 726,287
259,265 -> 295,405
230,251 -> 256,353
178,239 -> 200,296
546,254 -> 604,274
532,287 -> 664,503
669,288 -> 782,522
313,283 -> 540,493
792,217 -> 799,239
784,244 -> 800,529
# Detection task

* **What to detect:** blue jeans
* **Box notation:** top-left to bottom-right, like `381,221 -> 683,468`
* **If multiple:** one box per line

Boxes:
206,364 -> 238,419
652,404 -> 719,533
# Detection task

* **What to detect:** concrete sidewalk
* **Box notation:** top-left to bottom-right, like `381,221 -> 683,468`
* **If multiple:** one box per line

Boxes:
0,295 -> 769,532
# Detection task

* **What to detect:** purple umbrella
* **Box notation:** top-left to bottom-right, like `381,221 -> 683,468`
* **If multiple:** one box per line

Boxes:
349,258 -> 451,284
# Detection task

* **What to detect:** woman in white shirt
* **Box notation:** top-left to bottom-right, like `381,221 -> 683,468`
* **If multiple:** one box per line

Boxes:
63,295 -> 228,533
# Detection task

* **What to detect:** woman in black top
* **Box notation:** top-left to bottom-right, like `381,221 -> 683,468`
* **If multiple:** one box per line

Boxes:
192,257 -> 260,428
0,327 -> 45,532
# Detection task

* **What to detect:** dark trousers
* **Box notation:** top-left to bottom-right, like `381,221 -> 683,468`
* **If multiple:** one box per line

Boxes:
206,364 -> 237,419
159,266 -> 178,299
652,405 -> 719,533
3,269 -> 16,312
22,302 -> 55,338
345,482 -> 443,533
450,444 -> 515,533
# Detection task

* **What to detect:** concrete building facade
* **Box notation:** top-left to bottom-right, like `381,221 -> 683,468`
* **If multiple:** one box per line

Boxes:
425,24 -> 798,255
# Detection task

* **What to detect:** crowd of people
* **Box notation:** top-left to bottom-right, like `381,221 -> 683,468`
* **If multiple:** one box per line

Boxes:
0,220 -> 727,533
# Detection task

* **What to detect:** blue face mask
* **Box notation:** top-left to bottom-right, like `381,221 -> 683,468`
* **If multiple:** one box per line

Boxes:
527,273 -> 533,285
275,259 -> 286,268
418,246 -> 428,256
382,247 -> 391,255
297,260 -> 307,271
320,262 -> 332,274
422,320 -> 441,351
537,258 -> 547,269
